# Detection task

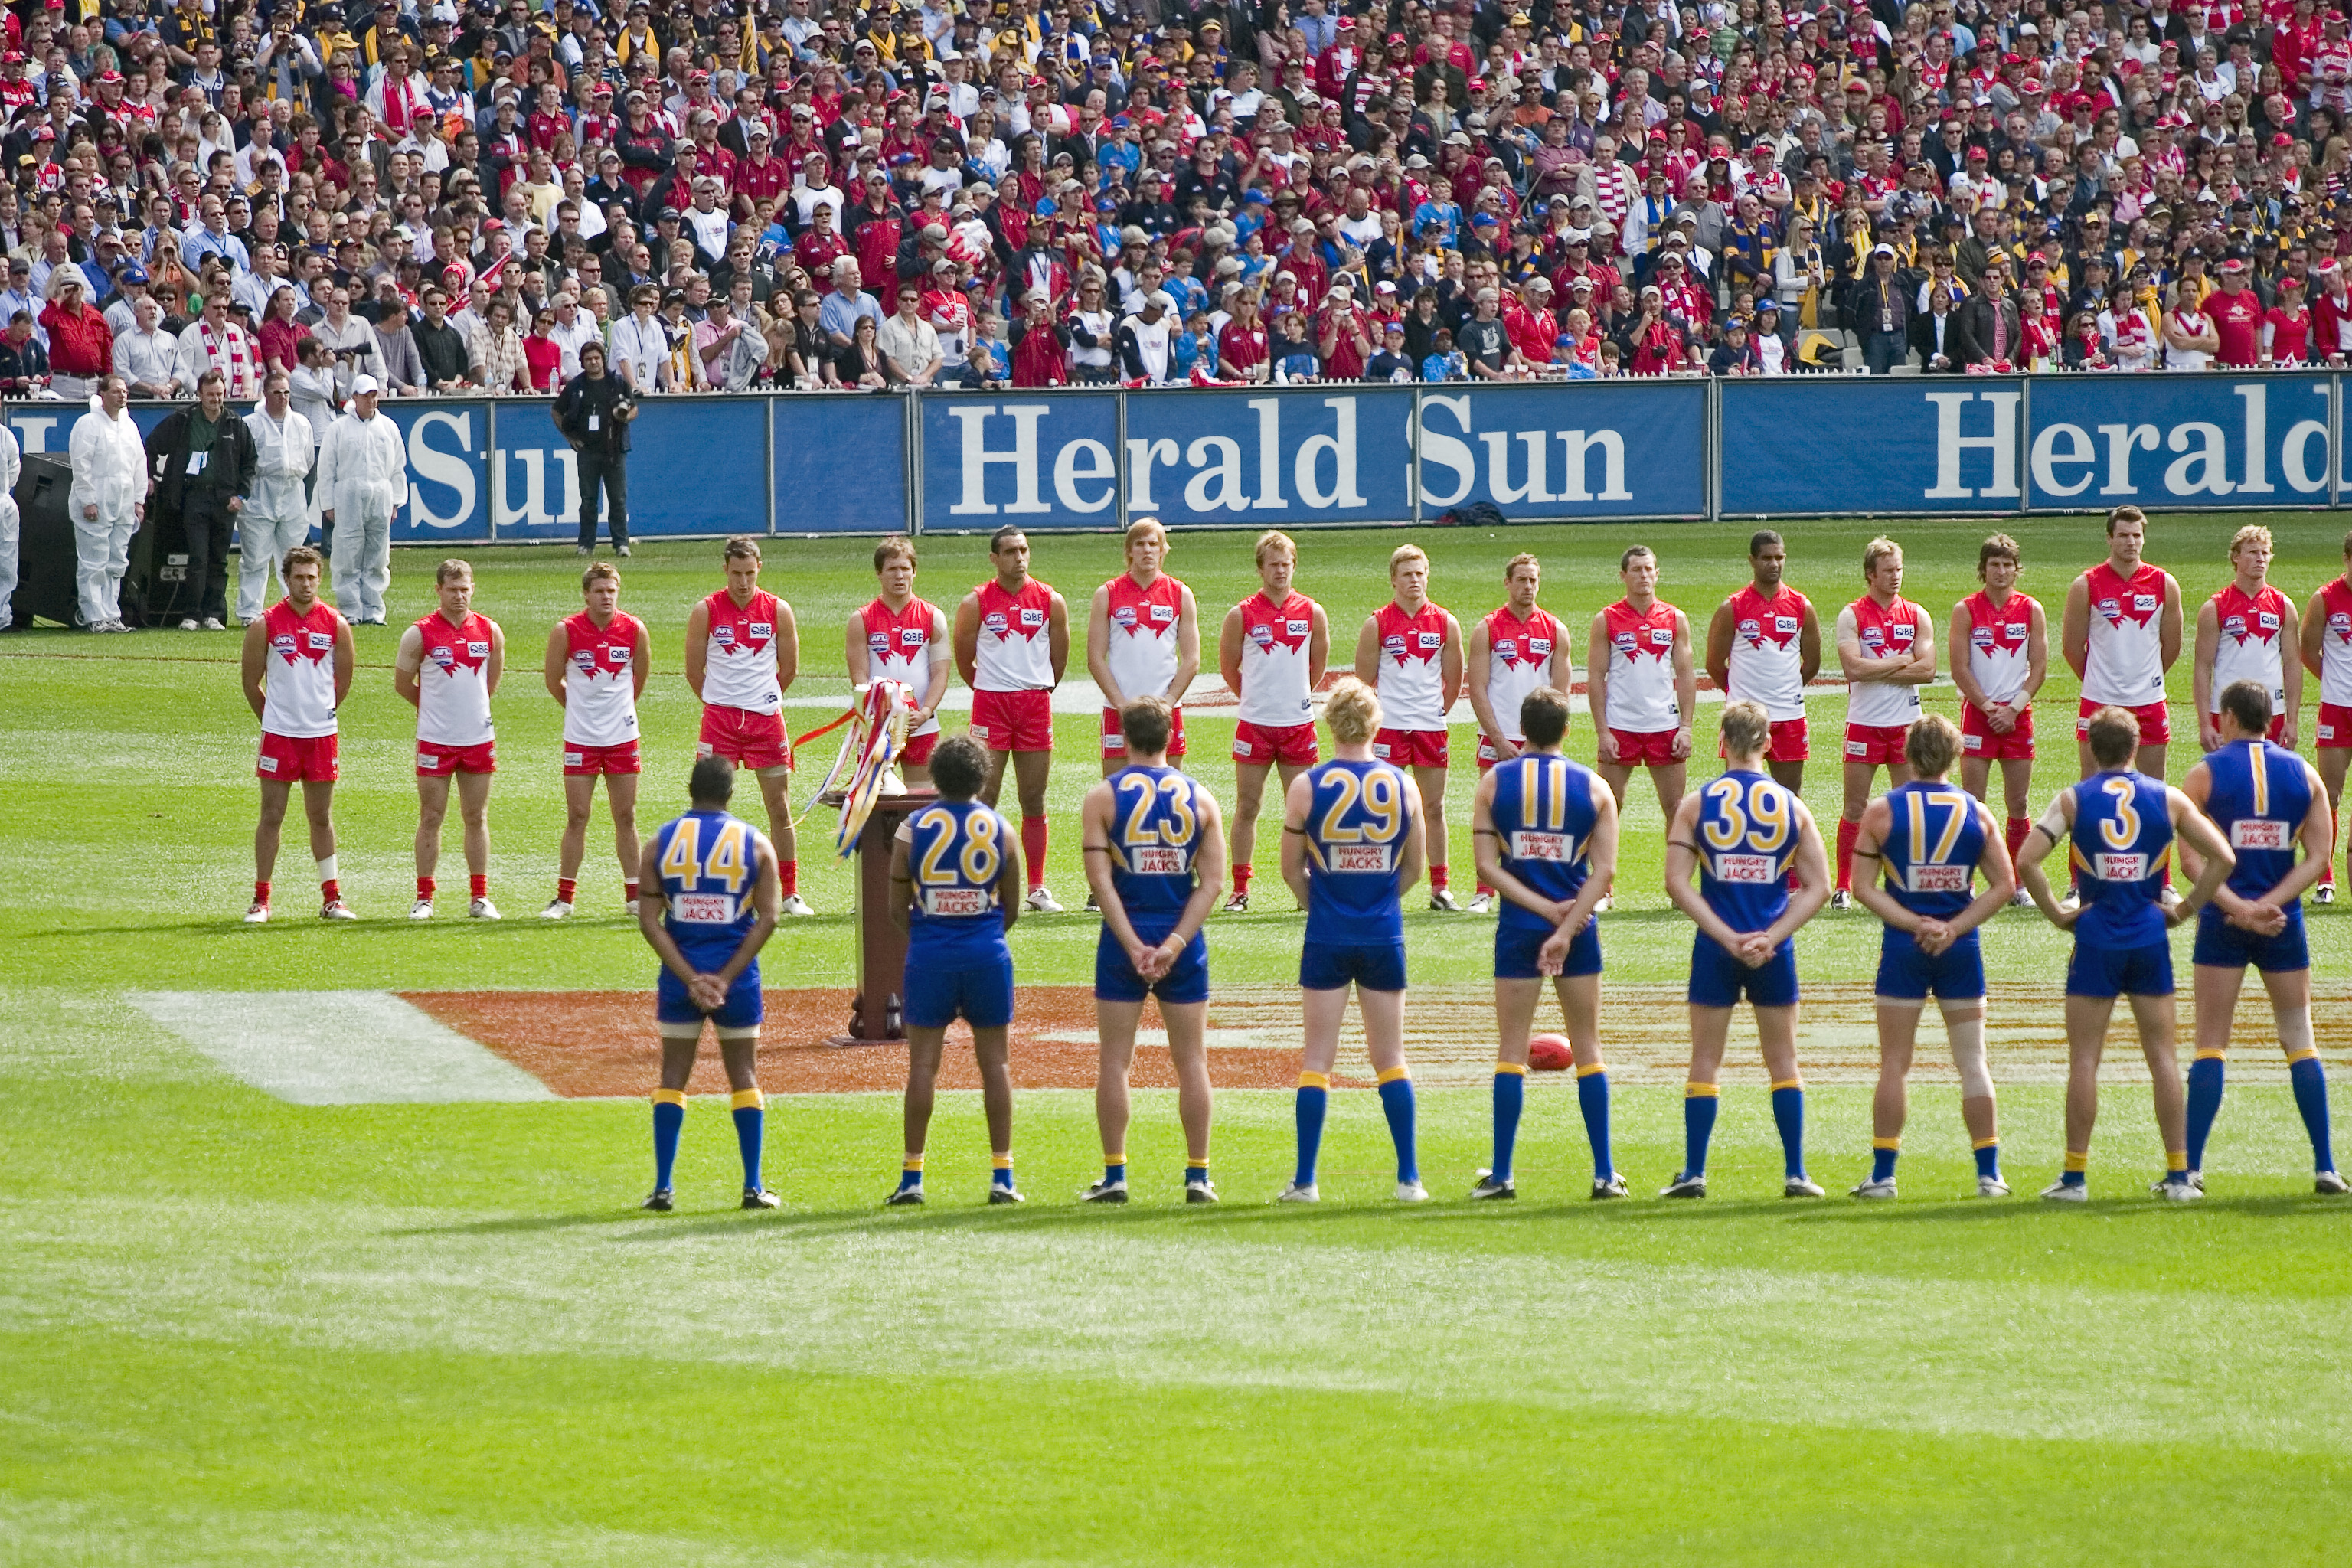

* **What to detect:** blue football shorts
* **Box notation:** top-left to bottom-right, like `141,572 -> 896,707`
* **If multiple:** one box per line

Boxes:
1300,940 -> 1407,993
1096,921 -> 1210,1004
1496,919 -> 1602,981
2066,939 -> 2174,998
905,956 -> 1017,1030
1688,932 -> 1799,1008
656,960 -> 763,1033
2191,906 -> 2309,972
1875,929 -> 1987,1001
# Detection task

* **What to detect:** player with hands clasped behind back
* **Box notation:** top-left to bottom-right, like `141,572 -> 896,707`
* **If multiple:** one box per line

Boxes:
1080,697 -> 1229,1204
636,756 -> 783,1214
1279,678 -> 1429,1204
396,559 -> 505,920
1468,686 -> 1622,1200
1357,544 -> 1466,910
1845,714 -> 2018,1200
242,544 -> 355,923
542,561 -> 651,919
848,535 -> 954,788
1661,699 -> 1833,1199
1950,534 -> 2047,907
2015,705 -> 2236,1203
1831,537 -> 1937,910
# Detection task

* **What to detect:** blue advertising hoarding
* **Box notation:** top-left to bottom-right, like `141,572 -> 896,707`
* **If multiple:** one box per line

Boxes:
2026,372 -> 2335,509
774,392 -> 910,534
1720,376 -> 2030,516
1410,378 -> 1706,519
492,394 -> 773,540
1124,386 -> 1416,529
917,389 -> 1121,533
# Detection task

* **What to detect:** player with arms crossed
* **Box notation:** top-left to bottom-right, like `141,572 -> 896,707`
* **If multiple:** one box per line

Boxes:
542,561 -> 651,919
1468,686 -> 1622,1200
2178,681 -> 2344,1194
395,559 -> 505,920
1831,537 -> 1937,910
1279,678 -> 1429,1203
886,733 -> 1027,1207
1707,531 -> 1822,797
1357,544 -> 1465,910
685,537 -> 813,915
2193,524 -> 2298,754
1079,696 -> 1229,1204
1845,714 -> 2018,1200
2015,705 -> 2235,1201
2296,528 -> 2352,902
848,536 -> 953,787
637,756 -> 782,1213
1950,534 -> 2047,906
1465,552 -> 1572,913
1086,521 -> 1200,910
2061,505 -> 2184,903
955,528 -> 1072,913
242,544 -> 356,922
1586,544 -> 1696,910
1661,698 -> 1832,1199
1222,531 -> 1329,913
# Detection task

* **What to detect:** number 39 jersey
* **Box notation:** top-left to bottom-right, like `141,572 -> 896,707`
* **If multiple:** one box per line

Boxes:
1695,769 -> 1799,933
652,808 -> 763,968
1877,780 -> 1988,921
1302,757 -> 1413,948
2067,769 -> 2173,949
898,799 -> 1015,966
1490,752 -> 1599,934
1106,764 -> 1208,923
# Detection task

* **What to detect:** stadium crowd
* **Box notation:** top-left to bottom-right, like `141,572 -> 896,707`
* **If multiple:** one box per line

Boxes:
0,0 -> 2345,401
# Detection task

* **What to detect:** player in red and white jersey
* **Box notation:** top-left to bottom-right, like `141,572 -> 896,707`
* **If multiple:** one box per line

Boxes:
953,525 -> 1072,912
1354,544 -> 1465,910
2063,505 -> 2183,776
1586,542 -> 1697,838
1086,519 -> 1200,776
1831,537 -> 1937,906
541,560 -> 652,920
1465,551 -> 1571,913
1706,528 -> 1822,795
1219,530 -> 1329,912
2298,528 -> 2352,901
1950,533 -> 2047,899
685,536 -> 812,914
848,534 -> 954,786
2194,524 -> 2299,752
394,559 -> 506,920
240,544 -> 354,923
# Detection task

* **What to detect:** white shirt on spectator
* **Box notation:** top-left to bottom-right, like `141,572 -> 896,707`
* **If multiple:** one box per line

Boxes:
792,181 -> 846,230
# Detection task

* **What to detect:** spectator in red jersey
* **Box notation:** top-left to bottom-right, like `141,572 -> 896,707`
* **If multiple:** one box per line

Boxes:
2209,256 -> 2266,366
40,269 -> 113,402
2267,276 -> 2314,365
1008,291 -> 1069,388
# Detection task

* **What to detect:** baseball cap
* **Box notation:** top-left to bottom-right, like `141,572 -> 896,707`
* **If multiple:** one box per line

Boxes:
352,374 -> 382,394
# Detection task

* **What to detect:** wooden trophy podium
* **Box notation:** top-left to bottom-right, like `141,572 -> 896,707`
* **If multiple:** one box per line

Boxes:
818,786 -> 937,1047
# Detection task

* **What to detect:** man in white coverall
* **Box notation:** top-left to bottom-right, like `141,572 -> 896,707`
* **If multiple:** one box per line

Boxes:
68,374 -> 148,633
234,368 -> 315,626
316,374 -> 406,626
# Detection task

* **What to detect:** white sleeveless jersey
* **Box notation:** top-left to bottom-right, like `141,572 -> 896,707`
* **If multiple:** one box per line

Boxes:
260,599 -> 342,739
2318,579 -> 2352,707
2207,583 -> 2289,708
701,589 -> 786,714
1598,598 -> 1680,733
972,577 -> 1058,692
1371,600 -> 1450,730
561,610 -> 643,746
1723,584 -> 1811,721
2081,562 -> 2169,707
1845,594 -> 1930,728
413,610 -> 498,746
1236,590 -> 1317,727
1102,572 -> 1185,703
1480,603 -> 1566,742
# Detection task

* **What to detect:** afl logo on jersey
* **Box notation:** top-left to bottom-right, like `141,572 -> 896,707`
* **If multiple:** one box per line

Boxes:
2223,615 -> 2247,639
1114,606 -> 1138,629
430,645 -> 455,668
273,633 -> 298,655
1383,633 -> 1407,657
2096,596 -> 2122,622
1494,638 -> 1518,660
573,649 -> 597,672
1250,622 -> 1274,647
983,612 -> 1009,635
1971,626 -> 1994,649
713,625 -> 737,647
2331,612 -> 2352,639
868,631 -> 891,653
1736,618 -> 1762,643
1860,627 -> 1884,651
1613,631 -> 1638,653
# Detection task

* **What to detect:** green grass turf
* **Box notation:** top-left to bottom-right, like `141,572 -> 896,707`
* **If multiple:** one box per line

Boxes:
6,518 -> 2352,1562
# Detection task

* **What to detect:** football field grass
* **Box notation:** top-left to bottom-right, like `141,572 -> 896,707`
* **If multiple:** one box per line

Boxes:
6,514 -> 2352,1563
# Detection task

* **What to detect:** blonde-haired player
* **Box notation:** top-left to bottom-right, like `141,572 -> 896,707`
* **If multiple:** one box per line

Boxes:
2193,524 -> 2298,753
1088,521 -> 1201,783
1355,544 -> 1465,910
542,560 -> 652,919
1586,544 -> 1697,910
848,536 -> 953,787
1831,537 -> 1936,909
1220,531 -> 1328,912
1465,551 -> 1572,912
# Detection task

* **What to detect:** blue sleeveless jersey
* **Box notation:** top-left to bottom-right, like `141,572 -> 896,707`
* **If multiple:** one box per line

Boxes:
2068,769 -> 2172,949
1302,756 -> 1413,947
1878,780 -> 1988,920
903,798 -> 1015,967
2204,739 -> 2313,904
653,808 -> 763,969
1491,752 -> 1599,935
1695,769 -> 1799,933
1106,764 -> 1209,923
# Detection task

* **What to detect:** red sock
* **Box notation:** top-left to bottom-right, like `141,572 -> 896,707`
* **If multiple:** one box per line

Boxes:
1021,815 -> 1048,890
623,880 -> 640,903
416,876 -> 436,900
2005,817 -> 2030,867
557,877 -> 577,904
253,880 -> 270,905
1835,818 -> 1860,892
2324,861 -> 2337,887
1429,863 -> 1449,892
319,878 -> 338,903
779,859 -> 798,897
1233,863 -> 1253,895
469,873 -> 488,900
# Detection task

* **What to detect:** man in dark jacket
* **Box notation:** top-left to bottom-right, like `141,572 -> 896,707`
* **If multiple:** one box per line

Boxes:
1951,267 -> 2024,367
1844,243 -> 1914,373
553,341 -> 635,555
145,367 -> 259,629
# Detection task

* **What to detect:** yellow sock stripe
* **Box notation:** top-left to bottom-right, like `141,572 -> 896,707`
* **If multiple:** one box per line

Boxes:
2167,1149 -> 2189,1169
1872,1138 -> 1901,1151
2195,1048 -> 2230,1061
1576,1062 -> 1608,1078
1105,1152 -> 1127,1165
2064,1150 -> 2089,1172
730,1088 -> 763,1110
991,1154 -> 1014,1170
1376,1066 -> 1411,1085
1494,1062 -> 1528,1077
2288,1047 -> 2321,1063
1972,1138 -> 2000,1151
1298,1071 -> 1331,1090
1770,1079 -> 1804,1092
1187,1158 -> 1211,1170
1684,1082 -> 1719,1099
903,1155 -> 924,1172
651,1088 -> 685,1107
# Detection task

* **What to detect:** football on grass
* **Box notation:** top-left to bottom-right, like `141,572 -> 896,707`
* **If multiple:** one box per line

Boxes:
1527,1035 -> 1572,1072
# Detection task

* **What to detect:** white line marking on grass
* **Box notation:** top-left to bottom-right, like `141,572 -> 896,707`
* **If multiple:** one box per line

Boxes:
124,991 -> 555,1106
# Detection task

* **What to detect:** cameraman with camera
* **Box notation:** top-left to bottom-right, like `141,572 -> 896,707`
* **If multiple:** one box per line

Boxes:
553,341 -> 635,557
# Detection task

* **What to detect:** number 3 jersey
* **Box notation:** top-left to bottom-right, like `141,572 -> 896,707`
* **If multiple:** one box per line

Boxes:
899,799 -> 1016,966
1302,756 -> 1413,948
1695,769 -> 1800,933
1877,780 -> 1988,922
2067,769 -> 2173,949
1105,764 -> 1209,925
652,809 -> 763,970
1489,753 -> 1599,934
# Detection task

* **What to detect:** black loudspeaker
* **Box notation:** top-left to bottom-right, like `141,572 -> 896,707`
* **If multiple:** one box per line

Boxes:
8,454 -> 78,629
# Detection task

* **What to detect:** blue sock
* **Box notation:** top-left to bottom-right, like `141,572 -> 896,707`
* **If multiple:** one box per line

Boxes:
1490,1067 -> 1525,1183
1104,1161 -> 1127,1184
2185,1056 -> 2226,1171
1294,1074 -> 1329,1187
1682,1086 -> 1719,1178
896,1159 -> 923,1193
1870,1142 -> 1899,1184
652,1093 -> 684,1189
2292,1055 -> 2337,1172
1578,1067 -> 1614,1181
1184,1161 -> 1211,1187
730,1090 -> 764,1191
1379,1070 -> 1419,1184
1974,1142 -> 2001,1180
991,1158 -> 1016,1190
1771,1083 -> 1806,1178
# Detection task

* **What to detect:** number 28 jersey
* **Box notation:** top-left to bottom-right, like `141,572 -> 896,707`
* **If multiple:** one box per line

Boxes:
899,799 -> 1015,966
1695,769 -> 1800,933
1302,757 -> 1413,948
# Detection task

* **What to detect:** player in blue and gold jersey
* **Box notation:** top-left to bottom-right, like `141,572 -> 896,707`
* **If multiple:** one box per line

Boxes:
1847,714 -> 2017,1200
1278,677 -> 1428,1203
1662,698 -> 1831,1199
2017,704 -> 2236,1201
1080,696 -> 1229,1204
636,756 -> 782,1214
1468,686 -> 1621,1200
2180,680 -> 2344,1195
887,733 -> 1027,1207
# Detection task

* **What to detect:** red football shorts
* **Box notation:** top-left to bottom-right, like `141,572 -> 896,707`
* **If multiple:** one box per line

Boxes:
1233,719 -> 1318,766
564,740 -> 642,776
2078,697 -> 2170,746
903,729 -> 939,766
2320,702 -> 2352,750
1962,701 -> 2034,760
1475,734 -> 1521,771
1102,704 -> 1186,758
258,730 -> 338,782
1843,721 -> 1912,766
2210,712 -> 2287,743
698,704 -> 791,771
1606,727 -> 1679,765
416,740 -> 496,776
1718,717 -> 1808,762
970,688 -> 1053,752
1373,727 -> 1447,767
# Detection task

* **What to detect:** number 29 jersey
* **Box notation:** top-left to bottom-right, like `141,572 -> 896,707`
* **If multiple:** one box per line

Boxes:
899,799 -> 1016,967
1302,757 -> 1413,948
1695,769 -> 1800,933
